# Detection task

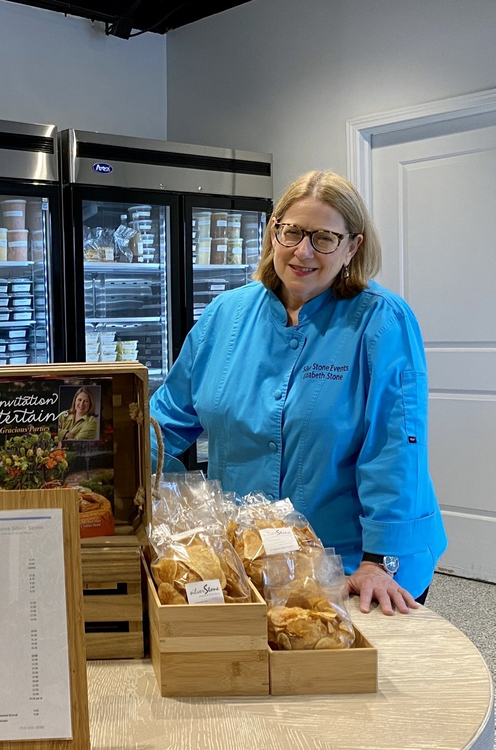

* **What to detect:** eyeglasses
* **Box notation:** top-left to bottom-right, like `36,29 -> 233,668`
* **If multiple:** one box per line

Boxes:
274,222 -> 355,254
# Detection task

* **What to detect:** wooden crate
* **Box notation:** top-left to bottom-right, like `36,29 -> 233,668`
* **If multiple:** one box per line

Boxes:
268,626 -> 378,695
0,362 -> 152,660
0,362 -> 152,534
144,554 -> 269,697
82,536 -> 144,659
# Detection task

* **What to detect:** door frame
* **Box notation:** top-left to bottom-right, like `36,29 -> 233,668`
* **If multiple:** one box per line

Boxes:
347,88 -> 496,583
346,87 -> 496,205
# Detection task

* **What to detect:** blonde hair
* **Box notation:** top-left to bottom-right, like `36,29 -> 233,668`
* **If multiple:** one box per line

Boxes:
69,387 -> 97,417
253,171 -> 381,298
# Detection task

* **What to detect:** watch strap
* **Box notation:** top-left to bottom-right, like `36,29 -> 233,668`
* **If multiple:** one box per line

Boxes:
362,552 -> 385,565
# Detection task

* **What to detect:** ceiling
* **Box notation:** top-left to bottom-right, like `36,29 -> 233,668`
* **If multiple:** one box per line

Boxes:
4,0 -> 252,37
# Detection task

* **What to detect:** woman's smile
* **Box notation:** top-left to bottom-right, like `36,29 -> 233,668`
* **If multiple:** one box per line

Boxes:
288,264 -> 317,276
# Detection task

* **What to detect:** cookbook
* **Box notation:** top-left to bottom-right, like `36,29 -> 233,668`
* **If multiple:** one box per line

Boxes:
0,375 -> 115,537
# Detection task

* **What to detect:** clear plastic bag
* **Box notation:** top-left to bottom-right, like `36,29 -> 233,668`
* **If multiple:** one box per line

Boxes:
113,223 -> 136,263
149,527 -> 252,605
228,493 -> 323,591
148,472 -> 252,605
263,549 -> 355,650
83,226 -> 115,262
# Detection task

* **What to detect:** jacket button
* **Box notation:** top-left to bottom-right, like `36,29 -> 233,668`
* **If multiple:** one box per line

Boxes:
290,338 -> 299,349
268,441 -> 277,452
274,389 -> 282,400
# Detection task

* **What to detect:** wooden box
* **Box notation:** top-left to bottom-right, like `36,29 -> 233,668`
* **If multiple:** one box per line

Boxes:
268,627 -> 378,695
144,554 -> 270,697
82,536 -> 144,659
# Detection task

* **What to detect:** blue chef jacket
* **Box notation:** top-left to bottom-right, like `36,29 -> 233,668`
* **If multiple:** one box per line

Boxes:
150,280 -> 448,598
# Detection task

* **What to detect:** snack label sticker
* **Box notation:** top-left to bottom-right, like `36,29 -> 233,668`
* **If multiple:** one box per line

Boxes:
171,526 -> 206,542
259,526 -> 299,555
185,579 -> 225,605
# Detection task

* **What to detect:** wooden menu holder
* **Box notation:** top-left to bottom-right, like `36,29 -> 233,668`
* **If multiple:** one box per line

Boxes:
0,489 -> 90,750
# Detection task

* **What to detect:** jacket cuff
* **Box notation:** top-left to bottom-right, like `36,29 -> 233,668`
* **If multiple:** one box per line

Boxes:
359,511 -> 438,556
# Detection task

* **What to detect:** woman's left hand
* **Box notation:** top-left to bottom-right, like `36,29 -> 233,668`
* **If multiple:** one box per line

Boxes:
345,562 -> 419,616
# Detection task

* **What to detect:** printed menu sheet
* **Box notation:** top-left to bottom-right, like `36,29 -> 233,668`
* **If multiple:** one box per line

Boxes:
0,508 -> 73,740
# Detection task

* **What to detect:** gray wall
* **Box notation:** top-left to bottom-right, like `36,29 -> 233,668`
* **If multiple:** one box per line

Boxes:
166,0 -> 496,198
0,0 -> 167,138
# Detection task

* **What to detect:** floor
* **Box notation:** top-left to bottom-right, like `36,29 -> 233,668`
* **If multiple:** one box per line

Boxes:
427,572 -> 496,748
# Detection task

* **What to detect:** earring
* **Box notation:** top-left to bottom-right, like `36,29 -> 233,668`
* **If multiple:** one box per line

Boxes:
343,264 -> 350,279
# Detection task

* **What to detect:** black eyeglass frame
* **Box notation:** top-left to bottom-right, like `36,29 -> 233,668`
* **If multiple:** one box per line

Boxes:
274,222 -> 357,254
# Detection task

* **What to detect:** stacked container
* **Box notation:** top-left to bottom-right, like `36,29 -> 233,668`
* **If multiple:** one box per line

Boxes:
1,199 -> 29,261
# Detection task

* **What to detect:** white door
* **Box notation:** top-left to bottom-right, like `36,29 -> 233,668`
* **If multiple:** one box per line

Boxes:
370,115 -> 496,583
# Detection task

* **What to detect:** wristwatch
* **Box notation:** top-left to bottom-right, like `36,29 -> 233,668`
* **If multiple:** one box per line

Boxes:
362,552 -> 400,576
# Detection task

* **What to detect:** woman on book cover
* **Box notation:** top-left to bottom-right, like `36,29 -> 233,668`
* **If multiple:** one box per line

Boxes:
58,387 -> 99,441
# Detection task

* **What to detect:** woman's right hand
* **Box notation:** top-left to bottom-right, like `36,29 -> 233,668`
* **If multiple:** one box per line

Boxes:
345,562 -> 419,616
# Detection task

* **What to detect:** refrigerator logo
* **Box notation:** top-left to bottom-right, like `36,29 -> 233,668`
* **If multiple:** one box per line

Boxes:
92,162 -> 113,174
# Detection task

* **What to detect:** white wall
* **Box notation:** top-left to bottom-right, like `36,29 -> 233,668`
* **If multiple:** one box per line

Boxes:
166,0 -> 496,198
0,0 -> 167,139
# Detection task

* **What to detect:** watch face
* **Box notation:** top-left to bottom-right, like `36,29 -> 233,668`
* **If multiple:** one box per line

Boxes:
383,555 -> 400,575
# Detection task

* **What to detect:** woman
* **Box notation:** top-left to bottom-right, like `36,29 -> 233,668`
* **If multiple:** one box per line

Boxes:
58,387 -> 99,441
150,171 -> 447,615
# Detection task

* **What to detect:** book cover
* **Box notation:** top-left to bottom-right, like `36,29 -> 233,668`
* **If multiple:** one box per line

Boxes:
0,376 -> 115,537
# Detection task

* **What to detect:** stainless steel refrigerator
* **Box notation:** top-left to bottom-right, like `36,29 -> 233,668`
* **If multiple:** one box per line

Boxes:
60,129 -> 272,467
0,119 -> 64,364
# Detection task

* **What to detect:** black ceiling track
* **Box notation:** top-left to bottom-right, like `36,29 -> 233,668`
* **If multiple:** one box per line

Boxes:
0,132 -> 55,154
77,141 -> 271,177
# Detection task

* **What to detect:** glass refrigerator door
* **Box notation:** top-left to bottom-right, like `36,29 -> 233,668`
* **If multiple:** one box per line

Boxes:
0,193 -> 54,364
189,202 -> 269,466
81,199 -> 171,393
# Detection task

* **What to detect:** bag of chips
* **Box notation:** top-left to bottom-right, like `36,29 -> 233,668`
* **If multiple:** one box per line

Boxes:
227,493 -> 323,592
263,549 -> 355,650
148,472 -> 251,606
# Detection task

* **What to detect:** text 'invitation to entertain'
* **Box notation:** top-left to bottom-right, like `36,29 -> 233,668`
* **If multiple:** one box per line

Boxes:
0,508 -> 73,741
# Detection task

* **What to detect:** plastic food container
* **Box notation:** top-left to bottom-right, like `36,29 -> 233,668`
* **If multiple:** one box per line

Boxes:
99,332 -> 116,343
0,344 -> 6,353
0,229 -> 7,262
227,238 -> 243,264
0,295 -> 9,307
242,222 -> 259,241
194,211 -> 212,239
7,229 -> 29,261
121,340 -> 138,351
128,205 -> 152,220
10,281 -> 31,293
0,312 -> 10,321
10,296 -> 32,307
7,342 -> 28,352
141,233 -> 154,246
8,328 -> 27,338
26,201 -> 43,232
1,199 -> 26,230
197,237 -> 211,265
8,356 -> 28,364
11,308 -> 32,320
245,238 -> 260,264
211,211 -> 228,239
131,220 -> 152,232
227,213 -> 242,239
210,238 -> 228,265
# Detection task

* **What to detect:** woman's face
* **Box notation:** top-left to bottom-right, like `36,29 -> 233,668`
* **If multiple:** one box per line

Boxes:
75,392 -> 90,416
272,197 -> 362,308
